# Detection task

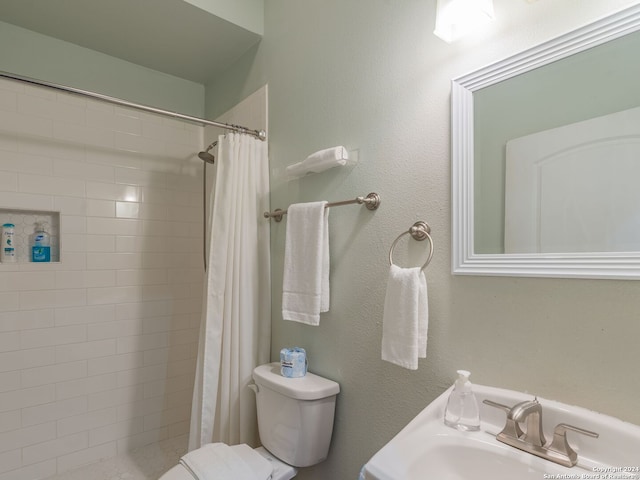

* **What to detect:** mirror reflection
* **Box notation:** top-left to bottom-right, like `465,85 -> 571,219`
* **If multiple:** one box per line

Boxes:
473,29 -> 640,255
452,5 -> 640,278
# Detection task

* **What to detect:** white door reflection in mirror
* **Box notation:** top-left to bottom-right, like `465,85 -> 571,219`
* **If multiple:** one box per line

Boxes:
504,106 -> 640,254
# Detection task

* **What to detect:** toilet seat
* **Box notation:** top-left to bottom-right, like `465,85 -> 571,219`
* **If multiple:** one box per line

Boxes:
254,446 -> 297,480
159,444 -> 296,480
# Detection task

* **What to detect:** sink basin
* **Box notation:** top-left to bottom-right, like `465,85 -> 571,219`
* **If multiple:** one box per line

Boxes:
361,384 -> 640,480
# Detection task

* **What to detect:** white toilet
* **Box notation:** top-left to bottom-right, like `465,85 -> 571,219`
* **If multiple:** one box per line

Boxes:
160,362 -> 340,480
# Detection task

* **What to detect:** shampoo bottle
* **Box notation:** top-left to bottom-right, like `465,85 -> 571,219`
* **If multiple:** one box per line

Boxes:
1,223 -> 16,263
444,369 -> 481,431
31,223 -> 51,263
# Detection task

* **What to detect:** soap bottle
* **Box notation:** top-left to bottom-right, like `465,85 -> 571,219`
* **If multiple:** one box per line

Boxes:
1,223 -> 16,263
31,223 -> 51,263
444,369 -> 481,431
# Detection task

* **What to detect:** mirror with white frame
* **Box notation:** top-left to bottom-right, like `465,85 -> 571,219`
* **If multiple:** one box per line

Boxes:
452,4 -> 640,279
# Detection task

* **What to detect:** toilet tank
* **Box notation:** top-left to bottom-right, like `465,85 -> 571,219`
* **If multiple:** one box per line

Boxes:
252,362 -> 340,468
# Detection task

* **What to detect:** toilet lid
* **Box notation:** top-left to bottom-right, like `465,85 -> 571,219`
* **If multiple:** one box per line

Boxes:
159,444 -> 273,480
231,444 -> 273,479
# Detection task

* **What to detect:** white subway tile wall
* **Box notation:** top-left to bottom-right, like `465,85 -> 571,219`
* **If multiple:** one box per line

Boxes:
0,77 -> 204,478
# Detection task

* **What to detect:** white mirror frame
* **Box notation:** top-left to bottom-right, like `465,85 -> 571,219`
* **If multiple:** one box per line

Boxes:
452,4 -> 640,280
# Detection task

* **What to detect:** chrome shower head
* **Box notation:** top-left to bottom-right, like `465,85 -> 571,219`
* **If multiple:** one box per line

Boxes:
198,151 -> 215,164
198,141 -> 217,164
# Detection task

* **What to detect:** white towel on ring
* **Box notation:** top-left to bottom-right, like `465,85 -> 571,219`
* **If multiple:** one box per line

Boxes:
282,201 -> 330,325
381,264 -> 428,370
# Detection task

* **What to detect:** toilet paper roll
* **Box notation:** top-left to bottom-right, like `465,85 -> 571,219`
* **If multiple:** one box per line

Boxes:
280,347 -> 307,378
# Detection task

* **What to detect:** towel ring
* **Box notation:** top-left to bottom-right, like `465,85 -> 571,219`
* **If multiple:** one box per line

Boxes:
388,221 -> 434,271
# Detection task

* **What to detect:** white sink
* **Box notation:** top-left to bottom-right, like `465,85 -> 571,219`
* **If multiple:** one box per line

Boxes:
361,384 -> 640,480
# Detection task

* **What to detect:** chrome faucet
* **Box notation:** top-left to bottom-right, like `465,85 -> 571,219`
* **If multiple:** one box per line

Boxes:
509,399 -> 546,447
483,398 -> 599,468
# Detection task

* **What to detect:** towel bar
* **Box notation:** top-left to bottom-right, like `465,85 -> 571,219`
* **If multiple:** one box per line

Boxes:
389,221 -> 434,271
264,192 -> 381,222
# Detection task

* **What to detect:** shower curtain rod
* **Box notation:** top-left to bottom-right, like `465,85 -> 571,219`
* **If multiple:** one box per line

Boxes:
0,70 -> 267,141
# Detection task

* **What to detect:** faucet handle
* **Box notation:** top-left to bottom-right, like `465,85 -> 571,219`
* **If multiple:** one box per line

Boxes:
482,399 -> 511,412
547,423 -> 599,466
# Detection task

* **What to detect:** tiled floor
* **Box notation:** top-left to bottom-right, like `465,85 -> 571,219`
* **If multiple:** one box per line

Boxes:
45,436 -> 187,480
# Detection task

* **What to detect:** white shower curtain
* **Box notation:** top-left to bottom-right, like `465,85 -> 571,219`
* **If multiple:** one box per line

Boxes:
188,133 -> 271,451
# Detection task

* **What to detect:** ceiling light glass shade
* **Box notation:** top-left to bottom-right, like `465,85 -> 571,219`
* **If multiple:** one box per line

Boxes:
433,0 -> 495,43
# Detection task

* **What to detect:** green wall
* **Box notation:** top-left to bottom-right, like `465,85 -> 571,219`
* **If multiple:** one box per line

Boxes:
184,0 -> 264,35
0,21 -> 204,117
206,1 -> 640,479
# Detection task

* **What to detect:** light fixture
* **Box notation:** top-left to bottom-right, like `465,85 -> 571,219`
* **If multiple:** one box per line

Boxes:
433,0 -> 495,43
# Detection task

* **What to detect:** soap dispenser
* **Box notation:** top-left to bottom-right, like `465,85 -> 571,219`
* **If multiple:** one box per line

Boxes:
31,222 -> 51,263
444,369 -> 480,431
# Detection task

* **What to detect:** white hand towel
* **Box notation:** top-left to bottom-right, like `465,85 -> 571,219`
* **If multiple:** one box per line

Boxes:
179,443 -> 269,480
282,201 -> 330,325
285,146 -> 348,178
381,264 -> 429,370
